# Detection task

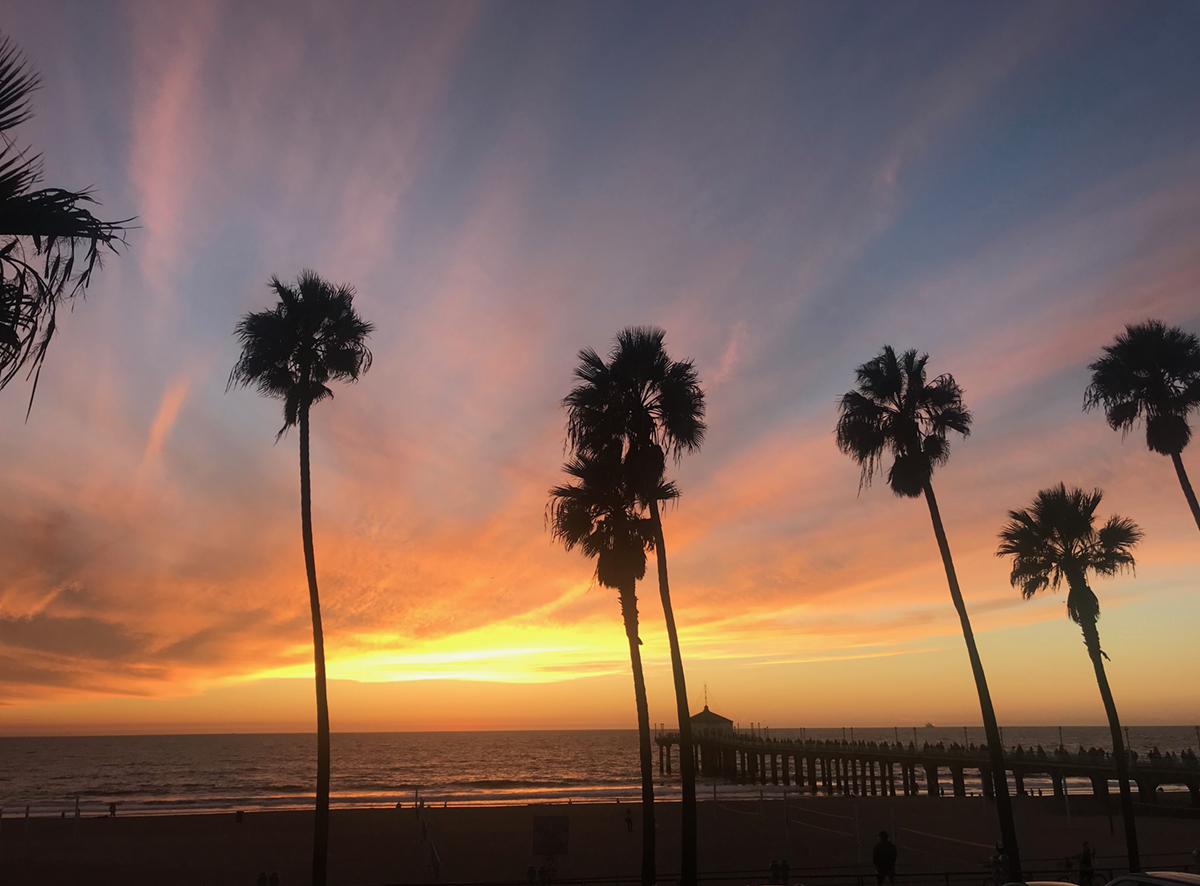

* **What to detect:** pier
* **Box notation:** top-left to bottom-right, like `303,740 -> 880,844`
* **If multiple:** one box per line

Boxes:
655,730 -> 1200,806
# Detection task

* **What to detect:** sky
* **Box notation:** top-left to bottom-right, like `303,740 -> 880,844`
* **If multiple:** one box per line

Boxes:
1,1 -> 1198,735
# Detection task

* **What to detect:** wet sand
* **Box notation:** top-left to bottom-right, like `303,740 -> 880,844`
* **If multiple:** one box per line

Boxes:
1,796 -> 1197,885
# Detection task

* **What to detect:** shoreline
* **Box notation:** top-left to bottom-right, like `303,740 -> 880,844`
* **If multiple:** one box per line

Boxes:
9,787 -> 1200,816
5,781 -> 1197,819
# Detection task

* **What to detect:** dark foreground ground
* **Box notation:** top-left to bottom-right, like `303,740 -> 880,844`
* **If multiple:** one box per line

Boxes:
1,795 -> 1197,886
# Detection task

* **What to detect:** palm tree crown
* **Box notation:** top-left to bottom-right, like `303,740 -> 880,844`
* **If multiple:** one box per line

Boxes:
835,346 -> 971,497
997,483 -> 1141,626
564,326 -> 705,482
548,447 -> 656,590
228,270 -> 373,433
0,35 -> 130,401
1084,320 -> 1200,457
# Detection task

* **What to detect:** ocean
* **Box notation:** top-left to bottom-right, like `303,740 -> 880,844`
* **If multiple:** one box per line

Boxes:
0,726 -> 1195,817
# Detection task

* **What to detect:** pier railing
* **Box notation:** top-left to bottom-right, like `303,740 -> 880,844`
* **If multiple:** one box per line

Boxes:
653,731 -> 1200,806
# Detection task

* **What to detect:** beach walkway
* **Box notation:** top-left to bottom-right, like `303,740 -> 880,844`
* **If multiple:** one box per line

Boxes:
2,796 -> 1198,886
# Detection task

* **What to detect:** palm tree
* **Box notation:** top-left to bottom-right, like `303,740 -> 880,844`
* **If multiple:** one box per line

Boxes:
998,484 -> 1142,872
835,346 -> 1022,879
549,446 -> 661,886
1084,320 -> 1200,534
0,35 -> 130,411
563,327 -> 705,886
228,271 -> 373,886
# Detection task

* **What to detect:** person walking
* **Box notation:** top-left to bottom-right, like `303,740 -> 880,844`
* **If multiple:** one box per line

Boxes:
1079,841 -> 1095,885
873,831 -> 897,886
990,844 -> 1012,886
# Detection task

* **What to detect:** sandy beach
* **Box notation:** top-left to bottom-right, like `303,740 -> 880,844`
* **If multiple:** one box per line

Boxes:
1,795 -> 1197,886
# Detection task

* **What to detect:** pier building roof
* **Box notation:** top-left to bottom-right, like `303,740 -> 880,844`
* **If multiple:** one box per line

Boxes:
691,705 -> 733,727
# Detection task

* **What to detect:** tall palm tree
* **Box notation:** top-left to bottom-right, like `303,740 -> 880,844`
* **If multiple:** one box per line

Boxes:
0,35 -> 130,411
998,484 -> 1142,872
549,446 -> 662,886
228,271 -> 373,886
1084,320 -> 1200,534
564,327 -> 705,886
835,346 -> 1022,879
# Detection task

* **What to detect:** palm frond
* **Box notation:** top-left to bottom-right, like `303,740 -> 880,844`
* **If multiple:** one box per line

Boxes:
0,37 -> 37,133
834,389 -> 889,487
0,33 -> 133,408
1092,515 -> 1142,576
657,357 -> 706,456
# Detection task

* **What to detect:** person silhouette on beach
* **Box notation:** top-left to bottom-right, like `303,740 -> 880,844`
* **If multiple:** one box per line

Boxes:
990,843 -> 1011,886
108,803 -> 116,818
873,831 -> 897,886
624,809 -> 633,833
1078,841 -> 1094,885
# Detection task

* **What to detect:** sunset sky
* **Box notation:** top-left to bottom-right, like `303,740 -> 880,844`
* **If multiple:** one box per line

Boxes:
2,1 -> 1198,735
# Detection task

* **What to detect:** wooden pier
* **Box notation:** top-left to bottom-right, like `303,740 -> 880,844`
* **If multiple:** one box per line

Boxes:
654,730 -> 1200,806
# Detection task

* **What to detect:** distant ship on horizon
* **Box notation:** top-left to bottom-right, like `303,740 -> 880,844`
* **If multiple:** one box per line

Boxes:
925,722 -> 935,728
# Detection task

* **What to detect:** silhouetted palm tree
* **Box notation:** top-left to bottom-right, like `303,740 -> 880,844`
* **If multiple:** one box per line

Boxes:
549,446 -> 661,886
0,35 -> 129,411
998,484 -> 1142,872
564,327 -> 705,886
1084,320 -> 1200,534
549,449 -> 662,883
228,271 -> 373,886
835,346 -> 1022,879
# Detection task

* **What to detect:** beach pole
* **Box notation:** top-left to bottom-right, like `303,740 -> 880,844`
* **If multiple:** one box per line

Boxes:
853,804 -> 862,867
1064,781 -> 1072,828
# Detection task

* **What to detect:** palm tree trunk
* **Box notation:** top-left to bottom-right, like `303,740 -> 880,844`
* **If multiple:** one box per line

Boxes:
1170,451 -> 1200,534
620,584 -> 656,886
648,496 -> 697,886
1079,616 -> 1140,871
300,404 -> 332,886
922,481 -> 1022,880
